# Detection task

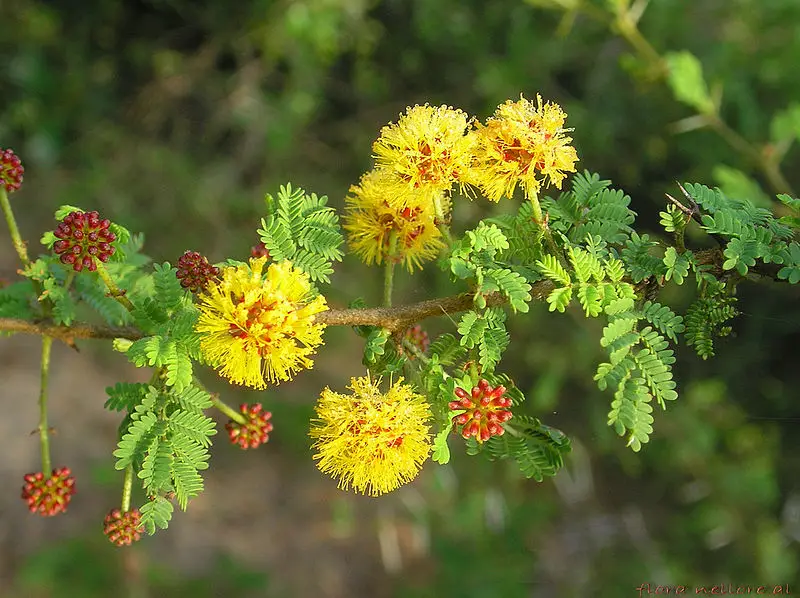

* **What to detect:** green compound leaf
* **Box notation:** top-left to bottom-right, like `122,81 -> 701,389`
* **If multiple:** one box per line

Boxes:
140,496 -> 174,535
457,311 -> 487,349
478,325 -> 510,373
608,376 -> 654,453
432,420 -> 460,465
777,242 -> 800,283
577,283 -> 603,317
723,238 -> 759,275
428,333 -> 467,366
139,438 -> 174,496
152,262 -> 185,313
164,345 -> 193,393
639,301 -> 685,343
663,247 -> 691,284
621,232 -> 666,283
546,286 -> 573,313
536,254 -> 571,286
685,290 -> 738,360
171,458 -> 205,511
104,382 -> 149,412
363,328 -> 390,364
481,416 -> 571,481
258,184 -> 344,283
482,268 -> 531,313
75,273 -> 133,326
175,384 -> 213,413
660,204 -> 686,234
44,280 -> 77,326
169,410 -> 217,449
0,280 -> 34,320
113,412 -> 163,470
569,247 -> 604,284
465,222 -> 509,254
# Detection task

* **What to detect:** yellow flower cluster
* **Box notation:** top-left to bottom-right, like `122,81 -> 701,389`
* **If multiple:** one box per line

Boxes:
466,95 -> 579,202
310,376 -> 432,496
195,257 -> 327,389
372,104 -> 476,198
343,169 -> 446,271
343,94 -> 578,270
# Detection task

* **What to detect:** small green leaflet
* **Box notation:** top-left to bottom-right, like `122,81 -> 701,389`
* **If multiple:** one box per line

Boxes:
431,411 -> 464,465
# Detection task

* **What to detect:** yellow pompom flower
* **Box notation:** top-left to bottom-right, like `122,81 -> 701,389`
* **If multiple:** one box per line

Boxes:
466,94 -> 579,202
343,169 -> 445,272
195,257 -> 327,389
372,104 -> 475,199
310,375 -> 432,496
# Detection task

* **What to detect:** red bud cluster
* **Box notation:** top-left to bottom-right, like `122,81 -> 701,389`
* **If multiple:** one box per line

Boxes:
103,508 -> 144,546
175,250 -> 220,294
226,403 -> 274,449
21,466 -> 76,516
0,148 -> 24,193
53,210 -> 116,272
449,379 -> 513,442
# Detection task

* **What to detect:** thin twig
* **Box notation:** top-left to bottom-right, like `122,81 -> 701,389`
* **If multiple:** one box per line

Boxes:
38,336 -> 53,473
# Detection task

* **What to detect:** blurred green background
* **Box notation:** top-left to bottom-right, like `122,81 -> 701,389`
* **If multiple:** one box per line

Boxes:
1,0 -> 799,596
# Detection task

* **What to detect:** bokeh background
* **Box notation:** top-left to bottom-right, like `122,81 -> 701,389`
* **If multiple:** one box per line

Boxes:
1,0 -> 800,596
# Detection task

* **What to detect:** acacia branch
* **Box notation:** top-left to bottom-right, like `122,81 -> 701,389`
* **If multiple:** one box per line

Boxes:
0,281 -> 556,344
0,318 -> 145,343
0,246 -> 786,345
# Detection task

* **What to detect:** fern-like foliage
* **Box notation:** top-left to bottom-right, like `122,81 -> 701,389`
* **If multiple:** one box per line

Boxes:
544,171 -> 636,244
684,283 -> 738,359
663,247 -> 693,285
487,200 -> 544,267
73,272 -> 132,326
684,183 -> 795,276
621,232 -> 666,283
257,184 -> 344,283
537,242 -> 635,316
594,296 -> 680,451
466,414 -> 571,481
140,496 -> 174,535
456,308 -> 509,373
448,222 -> 533,313
105,382 -> 149,412
426,333 -> 467,366
112,381 -> 216,529
659,204 -> 688,234
777,193 -> 800,230
123,263 -> 199,394
639,301 -> 686,343
778,242 -> 800,284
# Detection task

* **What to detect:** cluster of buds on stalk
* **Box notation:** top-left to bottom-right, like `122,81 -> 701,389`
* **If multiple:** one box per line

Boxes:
103,508 -> 144,546
449,379 -> 513,442
21,467 -> 76,516
175,250 -> 220,293
53,211 -> 116,272
0,148 -> 24,193
226,403 -> 274,449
